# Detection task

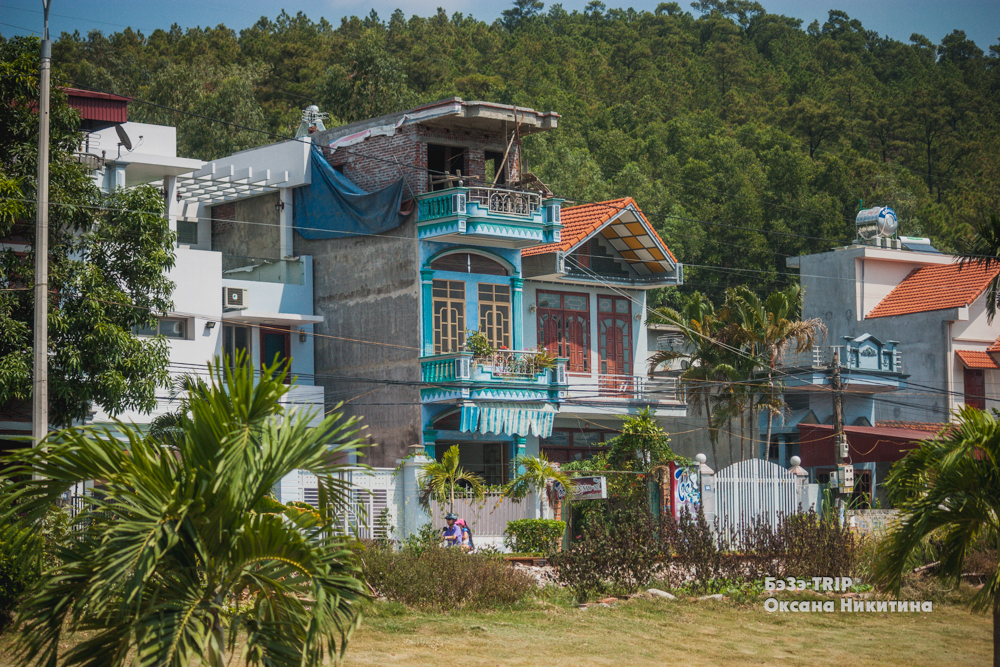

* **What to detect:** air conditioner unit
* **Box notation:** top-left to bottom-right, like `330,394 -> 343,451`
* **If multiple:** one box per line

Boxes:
223,286 -> 248,310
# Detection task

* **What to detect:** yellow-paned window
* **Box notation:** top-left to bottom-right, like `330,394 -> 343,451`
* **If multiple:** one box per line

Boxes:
478,283 -> 511,349
433,280 -> 465,353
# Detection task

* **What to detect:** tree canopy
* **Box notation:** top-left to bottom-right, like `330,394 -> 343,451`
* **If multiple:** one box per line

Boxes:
0,36 -> 176,428
28,3 -> 1000,303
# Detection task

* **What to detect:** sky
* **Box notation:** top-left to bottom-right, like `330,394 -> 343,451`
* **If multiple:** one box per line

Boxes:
1,0 -> 998,53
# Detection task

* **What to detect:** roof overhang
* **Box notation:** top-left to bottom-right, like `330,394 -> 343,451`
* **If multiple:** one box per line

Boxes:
956,349 -> 1000,369
522,201 -> 682,289
155,163 -> 289,205
318,98 -> 559,151
109,153 -> 204,187
221,311 -> 323,326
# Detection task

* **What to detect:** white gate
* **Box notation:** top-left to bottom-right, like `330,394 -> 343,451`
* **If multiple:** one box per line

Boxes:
297,467 -> 397,540
714,459 -> 799,537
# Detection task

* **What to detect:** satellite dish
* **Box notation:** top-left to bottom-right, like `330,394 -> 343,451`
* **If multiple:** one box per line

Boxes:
115,124 -> 133,151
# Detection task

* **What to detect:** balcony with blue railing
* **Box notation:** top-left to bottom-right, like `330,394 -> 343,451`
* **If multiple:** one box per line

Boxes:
419,349 -> 568,404
415,186 -> 563,249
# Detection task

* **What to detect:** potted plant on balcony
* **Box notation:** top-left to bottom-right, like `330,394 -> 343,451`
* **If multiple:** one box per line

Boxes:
527,347 -> 557,377
464,329 -> 495,363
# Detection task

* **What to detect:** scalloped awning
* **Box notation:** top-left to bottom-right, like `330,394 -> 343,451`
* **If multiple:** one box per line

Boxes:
459,402 -> 556,438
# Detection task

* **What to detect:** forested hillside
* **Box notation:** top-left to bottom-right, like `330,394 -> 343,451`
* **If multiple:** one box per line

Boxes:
42,1 -> 1000,300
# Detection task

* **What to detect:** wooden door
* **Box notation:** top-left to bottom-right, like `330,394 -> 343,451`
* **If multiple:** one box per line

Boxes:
965,368 -> 986,409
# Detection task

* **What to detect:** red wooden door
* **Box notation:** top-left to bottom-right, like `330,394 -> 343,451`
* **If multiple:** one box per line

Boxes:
567,316 -> 588,372
602,320 -> 625,375
965,368 -> 986,409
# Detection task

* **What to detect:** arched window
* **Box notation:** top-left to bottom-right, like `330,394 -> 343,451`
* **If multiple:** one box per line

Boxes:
430,252 -> 509,276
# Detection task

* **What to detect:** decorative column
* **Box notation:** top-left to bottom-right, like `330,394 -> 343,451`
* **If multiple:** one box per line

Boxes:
420,269 -> 435,355
695,453 -> 716,527
511,276 -> 523,350
514,436 -> 526,473
422,428 -> 438,459
788,456 -> 813,513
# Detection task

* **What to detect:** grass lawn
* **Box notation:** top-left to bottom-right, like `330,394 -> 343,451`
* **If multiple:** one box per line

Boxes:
0,594 -> 990,666
345,595 -> 991,667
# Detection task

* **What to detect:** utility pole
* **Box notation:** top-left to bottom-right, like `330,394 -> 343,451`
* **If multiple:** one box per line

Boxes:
831,349 -> 845,459
33,0 -> 52,445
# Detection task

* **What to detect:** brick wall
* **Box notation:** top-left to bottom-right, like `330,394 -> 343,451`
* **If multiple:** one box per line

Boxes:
321,123 -> 519,197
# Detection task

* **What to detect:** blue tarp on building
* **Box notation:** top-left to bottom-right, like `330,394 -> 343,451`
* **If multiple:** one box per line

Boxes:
293,145 -> 407,240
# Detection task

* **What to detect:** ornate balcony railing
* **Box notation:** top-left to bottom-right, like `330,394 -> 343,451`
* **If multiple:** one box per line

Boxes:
467,187 -> 541,218
563,374 -> 679,401
779,344 -> 902,374
484,349 -> 555,380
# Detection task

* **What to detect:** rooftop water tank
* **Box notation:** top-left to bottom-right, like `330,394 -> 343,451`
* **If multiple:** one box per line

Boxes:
856,206 -> 897,240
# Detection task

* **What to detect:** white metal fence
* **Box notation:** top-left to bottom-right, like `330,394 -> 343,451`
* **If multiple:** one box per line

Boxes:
429,491 -> 532,539
714,459 -> 800,538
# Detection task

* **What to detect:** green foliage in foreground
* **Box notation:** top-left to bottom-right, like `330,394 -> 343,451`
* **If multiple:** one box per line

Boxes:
876,405 -> 1000,656
503,519 -> 567,556
0,357 -> 369,667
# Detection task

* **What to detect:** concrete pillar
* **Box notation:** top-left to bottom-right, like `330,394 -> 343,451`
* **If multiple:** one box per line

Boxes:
695,453 -> 716,526
279,186 -> 293,258
421,269 -> 435,355
163,175 -> 178,237
397,446 -> 432,539
788,456 -> 811,513
512,276 -> 523,350
778,435 -> 787,466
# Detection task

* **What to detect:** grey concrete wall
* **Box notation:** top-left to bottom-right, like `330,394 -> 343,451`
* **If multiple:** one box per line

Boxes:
296,215 -> 422,468
798,249 -> 950,424
212,192 -> 281,259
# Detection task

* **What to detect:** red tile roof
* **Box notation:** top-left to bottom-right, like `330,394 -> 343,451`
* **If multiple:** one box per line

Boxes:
521,197 -> 677,262
875,420 -> 951,433
988,335 -> 1000,353
866,262 -> 1000,318
956,350 -> 1000,369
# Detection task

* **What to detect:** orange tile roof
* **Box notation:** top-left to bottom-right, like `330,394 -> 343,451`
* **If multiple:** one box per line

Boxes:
866,262 -> 1000,319
956,350 -> 1000,369
988,335 -> 1000,353
521,197 -> 677,263
875,420 -> 951,433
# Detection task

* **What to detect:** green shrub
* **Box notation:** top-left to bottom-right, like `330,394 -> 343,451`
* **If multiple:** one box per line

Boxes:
360,542 -> 534,610
0,526 -> 40,631
549,508 -> 664,602
503,519 -> 566,556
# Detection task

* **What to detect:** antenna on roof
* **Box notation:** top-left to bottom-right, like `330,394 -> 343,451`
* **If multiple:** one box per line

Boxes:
114,124 -> 133,159
295,105 -> 329,139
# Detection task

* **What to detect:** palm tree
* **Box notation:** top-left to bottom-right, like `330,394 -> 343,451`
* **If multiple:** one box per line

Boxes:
958,213 -> 1000,324
503,453 -> 575,519
722,285 -> 825,460
418,444 -> 486,513
0,357 -> 369,667
875,405 -> 1000,667
648,293 -> 728,469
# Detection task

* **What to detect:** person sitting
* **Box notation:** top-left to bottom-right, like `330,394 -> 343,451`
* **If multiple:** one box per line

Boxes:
456,518 -> 474,551
442,513 -> 462,547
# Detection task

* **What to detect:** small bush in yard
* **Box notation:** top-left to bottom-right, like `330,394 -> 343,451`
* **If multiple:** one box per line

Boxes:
361,542 -> 534,610
503,519 -> 566,556
550,508 -> 663,601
